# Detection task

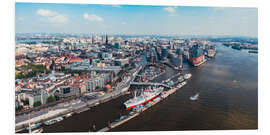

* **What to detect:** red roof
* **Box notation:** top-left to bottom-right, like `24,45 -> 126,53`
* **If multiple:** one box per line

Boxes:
75,76 -> 81,81
82,77 -> 89,81
73,82 -> 79,87
18,82 -> 24,87
55,56 -> 66,63
69,58 -> 83,63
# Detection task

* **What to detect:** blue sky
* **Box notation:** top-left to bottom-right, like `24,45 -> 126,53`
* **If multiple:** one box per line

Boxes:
15,3 -> 258,37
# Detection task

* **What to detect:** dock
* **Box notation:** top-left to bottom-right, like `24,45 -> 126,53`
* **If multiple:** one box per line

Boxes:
97,79 -> 186,132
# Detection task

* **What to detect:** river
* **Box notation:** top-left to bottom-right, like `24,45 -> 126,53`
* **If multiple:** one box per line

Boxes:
43,44 -> 258,132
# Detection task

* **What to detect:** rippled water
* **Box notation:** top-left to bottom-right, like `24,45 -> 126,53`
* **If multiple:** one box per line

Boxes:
43,44 -> 257,132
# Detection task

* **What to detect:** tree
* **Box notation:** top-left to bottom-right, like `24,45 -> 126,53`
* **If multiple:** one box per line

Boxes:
55,96 -> 60,101
47,95 -> 56,103
22,98 -> 29,105
16,105 -> 23,112
33,101 -> 42,107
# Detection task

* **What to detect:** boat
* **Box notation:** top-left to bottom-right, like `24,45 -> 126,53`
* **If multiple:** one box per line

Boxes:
190,93 -> 199,101
44,116 -> 64,126
248,50 -> 258,53
26,123 -> 41,131
64,112 -> 73,118
167,81 -> 174,86
120,85 -> 130,92
184,73 -> 192,80
177,81 -> 187,88
125,91 -> 131,95
178,76 -> 184,82
124,87 -> 164,110
32,128 -> 43,133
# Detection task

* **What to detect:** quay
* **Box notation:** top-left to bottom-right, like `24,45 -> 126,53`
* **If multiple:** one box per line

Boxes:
97,75 -> 189,132
15,64 -> 144,132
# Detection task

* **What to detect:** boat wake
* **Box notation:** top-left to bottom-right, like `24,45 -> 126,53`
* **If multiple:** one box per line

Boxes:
190,93 -> 199,101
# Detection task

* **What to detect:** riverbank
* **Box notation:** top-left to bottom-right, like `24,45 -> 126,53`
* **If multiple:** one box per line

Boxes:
97,74 -> 190,132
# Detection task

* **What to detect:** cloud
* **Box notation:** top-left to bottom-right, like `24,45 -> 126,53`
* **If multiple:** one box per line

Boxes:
16,17 -> 24,22
36,9 -> 68,24
37,9 -> 56,17
164,7 -> 178,16
168,14 -> 178,17
83,13 -> 104,22
164,7 -> 176,13
111,5 -> 121,8
121,22 -> 127,25
210,7 -> 227,12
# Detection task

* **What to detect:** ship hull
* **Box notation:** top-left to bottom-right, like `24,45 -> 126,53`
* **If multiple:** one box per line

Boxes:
125,94 -> 159,110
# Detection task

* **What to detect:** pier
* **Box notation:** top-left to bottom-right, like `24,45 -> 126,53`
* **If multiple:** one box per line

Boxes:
97,81 -> 187,132
130,82 -> 172,89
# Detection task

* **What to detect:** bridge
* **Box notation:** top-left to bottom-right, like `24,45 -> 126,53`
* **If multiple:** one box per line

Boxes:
130,82 -> 172,88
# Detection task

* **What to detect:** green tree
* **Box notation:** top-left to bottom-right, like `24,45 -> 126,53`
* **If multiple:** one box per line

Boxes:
16,105 -> 23,112
47,95 -> 56,103
22,98 -> 29,105
33,101 -> 42,107
55,96 -> 60,101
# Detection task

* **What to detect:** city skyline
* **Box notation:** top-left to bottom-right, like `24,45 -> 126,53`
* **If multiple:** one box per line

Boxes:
16,3 -> 258,37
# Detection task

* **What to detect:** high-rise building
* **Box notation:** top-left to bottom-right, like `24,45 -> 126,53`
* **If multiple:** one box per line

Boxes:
91,35 -> 95,44
105,34 -> 108,45
161,47 -> 168,59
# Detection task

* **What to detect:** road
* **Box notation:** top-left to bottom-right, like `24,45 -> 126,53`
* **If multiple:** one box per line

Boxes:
15,57 -> 144,130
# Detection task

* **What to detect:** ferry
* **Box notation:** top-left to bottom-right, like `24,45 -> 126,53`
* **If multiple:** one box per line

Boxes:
44,116 -> 64,126
124,87 -> 164,110
190,93 -> 199,101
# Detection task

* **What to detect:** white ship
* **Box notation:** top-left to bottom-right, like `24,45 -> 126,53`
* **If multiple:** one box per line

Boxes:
184,73 -> 192,80
124,87 -> 164,109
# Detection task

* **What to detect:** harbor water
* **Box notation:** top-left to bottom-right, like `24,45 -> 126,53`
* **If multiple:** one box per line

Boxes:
43,44 -> 258,132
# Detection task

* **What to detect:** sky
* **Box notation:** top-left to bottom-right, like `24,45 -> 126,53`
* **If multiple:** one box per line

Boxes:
15,3 -> 258,37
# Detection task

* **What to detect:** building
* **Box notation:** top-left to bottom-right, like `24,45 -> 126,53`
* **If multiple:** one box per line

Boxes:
28,93 -> 41,107
85,73 -> 111,92
161,48 -> 168,59
189,44 -> 206,66
28,90 -> 50,107
115,58 -> 129,66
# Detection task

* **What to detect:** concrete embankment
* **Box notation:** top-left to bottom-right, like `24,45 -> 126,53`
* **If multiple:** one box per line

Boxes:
15,91 -> 128,132
97,86 -> 180,132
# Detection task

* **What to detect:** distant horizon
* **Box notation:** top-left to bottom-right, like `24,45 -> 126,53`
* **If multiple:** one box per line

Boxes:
15,32 -> 258,39
16,3 -> 258,38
